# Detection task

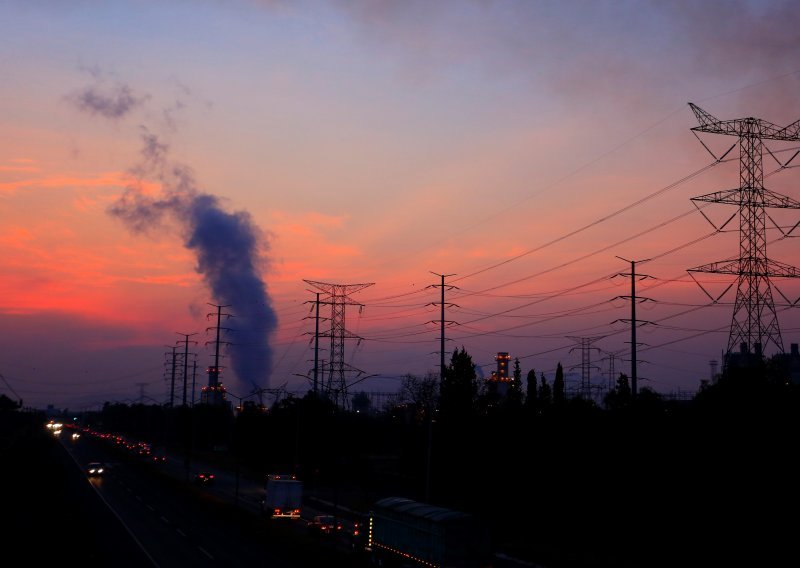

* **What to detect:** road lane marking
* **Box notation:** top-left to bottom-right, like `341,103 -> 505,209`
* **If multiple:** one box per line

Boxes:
198,547 -> 214,559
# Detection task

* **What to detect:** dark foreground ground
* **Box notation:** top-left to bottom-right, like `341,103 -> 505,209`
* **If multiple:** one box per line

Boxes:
0,412 -> 155,565
0,411 -> 369,567
4,407 -> 798,568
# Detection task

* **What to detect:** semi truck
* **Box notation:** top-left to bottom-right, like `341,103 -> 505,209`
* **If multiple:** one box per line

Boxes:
361,496 -> 494,567
260,473 -> 303,519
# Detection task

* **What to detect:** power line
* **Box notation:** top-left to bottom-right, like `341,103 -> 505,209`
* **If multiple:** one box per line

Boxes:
453,160 -> 724,284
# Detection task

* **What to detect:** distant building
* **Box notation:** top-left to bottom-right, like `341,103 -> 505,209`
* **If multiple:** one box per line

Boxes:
725,341 -> 800,385
200,365 -> 229,406
775,343 -> 800,385
487,352 -> 511,397
724,342 -> 765,370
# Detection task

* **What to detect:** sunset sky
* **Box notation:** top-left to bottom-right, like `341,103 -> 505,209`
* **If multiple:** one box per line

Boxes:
2,0 -> 799,411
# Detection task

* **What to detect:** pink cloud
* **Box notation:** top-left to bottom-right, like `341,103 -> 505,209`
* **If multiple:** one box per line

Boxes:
0,172 -> 132,194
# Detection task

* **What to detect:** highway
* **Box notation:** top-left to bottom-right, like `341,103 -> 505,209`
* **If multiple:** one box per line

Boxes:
54,425 -> 359,567
31,421 -> 541,567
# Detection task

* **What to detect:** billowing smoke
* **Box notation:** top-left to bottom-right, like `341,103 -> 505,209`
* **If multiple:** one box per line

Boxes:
109,130 -> 277,390
66,83 -> 149,120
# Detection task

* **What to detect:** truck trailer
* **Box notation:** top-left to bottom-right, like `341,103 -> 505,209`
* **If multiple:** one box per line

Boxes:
364,496 -> 493,568
261,473 -> 303,519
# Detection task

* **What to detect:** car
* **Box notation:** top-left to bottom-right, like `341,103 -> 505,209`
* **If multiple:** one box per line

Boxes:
151,454 -> 166,465
349,518 -> 367,551
193,471 -> 215,485
307,515 -> 343,537
86,462 -> 105,477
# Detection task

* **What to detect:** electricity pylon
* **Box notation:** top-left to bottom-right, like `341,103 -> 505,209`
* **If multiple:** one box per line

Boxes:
568,336 -> 603,400
687,103 -> 800,360
304,280 -> 374,408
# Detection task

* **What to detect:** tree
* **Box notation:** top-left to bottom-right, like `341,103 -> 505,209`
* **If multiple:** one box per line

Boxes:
351,391 -> 371,414
506,358 -> 524,409
0,393 -> 21,411
525,369 -> 538,410
603,372 -> 631,411
440,347 -> 479,420
553,362 -> 566,405
538,373 -> 552,408
479,375 -> 501,415
398,372 -> 439,424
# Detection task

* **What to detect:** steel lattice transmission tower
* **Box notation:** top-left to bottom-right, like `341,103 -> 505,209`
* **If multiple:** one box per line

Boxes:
568,336 -> 603,400
303,279 -> 374,407
687,103 -> 800,359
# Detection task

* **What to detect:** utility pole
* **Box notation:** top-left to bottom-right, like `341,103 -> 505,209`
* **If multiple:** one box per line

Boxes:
190,359 -> 197,407
176,332 -> 197,484
163,344 -> 178,451
425,271 -> 456,503
614,257 -> 653,399
205,303 -> 233,405
166,345 -> 178,407
177,332 -> 198,407
427,272 -> 458,384
304,291 -> 326,396
313,292 -> 320,395
686,103 -> 800,365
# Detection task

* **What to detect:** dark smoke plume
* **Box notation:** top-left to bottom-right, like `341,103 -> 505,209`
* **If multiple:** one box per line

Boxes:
66,83 -> 149,119
109,130 -> 277,391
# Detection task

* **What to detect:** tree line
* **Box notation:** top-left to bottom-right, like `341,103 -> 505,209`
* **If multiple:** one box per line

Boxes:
40,345 -> 800,568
